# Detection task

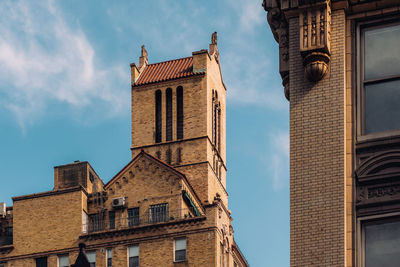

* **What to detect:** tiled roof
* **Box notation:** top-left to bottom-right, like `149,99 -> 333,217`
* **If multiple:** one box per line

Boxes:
134,56 -> 204,86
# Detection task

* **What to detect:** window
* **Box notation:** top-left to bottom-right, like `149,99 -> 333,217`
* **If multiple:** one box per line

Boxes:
109,211 -> 115,229
36,257 -> 47,267
82,210 -> 88,233
128,208 -> 140,226
0,263 -> 6,267
166,148 -> 171,165
155,90 -> 162,143
58,255 -> 69,267
360,22 -> 400,136
360,216 -> 400,267
128,245 -> 139,267
149,203 -> 168,223
86,251 -> 96,267
176,86 -> 183,139
107,248 -> 112,267
89,214 -> 101,232
174,238 -> 187,262
166,88 -> 172,141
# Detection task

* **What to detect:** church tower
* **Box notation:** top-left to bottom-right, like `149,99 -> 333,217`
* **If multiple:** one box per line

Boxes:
130,32 -> 227,206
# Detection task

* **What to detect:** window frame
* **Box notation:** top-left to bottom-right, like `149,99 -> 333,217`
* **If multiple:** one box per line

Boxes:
357,18 -> 400,141
148,203 -> 168,223
357,212 -> 400,267
128,245 -> 139,267
174,237 -> 187,262
86,251 -> 96,267
128,207 -> 140,227
106,248 -> 112,267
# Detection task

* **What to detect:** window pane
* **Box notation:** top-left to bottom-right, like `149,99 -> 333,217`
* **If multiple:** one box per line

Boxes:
36,257 -> 47,267
86,251 -> 96,263
175,238 -> 186,250
364,24 -> 400,80
365,220 -> 400,267
128,245 -> 139,257
129,256 -> 139,267
365,79 -> 400,134
175,250 -> 186,261
58,255 -> 69,267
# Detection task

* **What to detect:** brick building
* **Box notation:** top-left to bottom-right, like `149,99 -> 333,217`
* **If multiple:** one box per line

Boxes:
263,0 -> 400,266
0,33 -> 248,267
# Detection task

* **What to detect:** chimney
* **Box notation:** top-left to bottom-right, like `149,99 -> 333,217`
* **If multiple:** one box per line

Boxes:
139,45 -> 148,70
209,32 -> 219,61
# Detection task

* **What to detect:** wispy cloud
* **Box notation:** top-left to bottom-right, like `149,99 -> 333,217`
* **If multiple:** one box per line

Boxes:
264,130 -> 289,191
0,0 -> 128,129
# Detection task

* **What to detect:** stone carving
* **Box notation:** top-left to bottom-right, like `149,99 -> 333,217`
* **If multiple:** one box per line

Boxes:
209,32 -> 219,61
368,185 -> 400,199
263,0 -> 290,100
299,1 -> 331,82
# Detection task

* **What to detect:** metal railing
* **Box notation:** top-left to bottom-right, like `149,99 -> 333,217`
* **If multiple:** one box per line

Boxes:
83,207 -> 201,234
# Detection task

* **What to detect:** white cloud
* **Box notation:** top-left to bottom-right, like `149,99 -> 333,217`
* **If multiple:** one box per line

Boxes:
266,131 -> 289,191
0,0 -> 128,129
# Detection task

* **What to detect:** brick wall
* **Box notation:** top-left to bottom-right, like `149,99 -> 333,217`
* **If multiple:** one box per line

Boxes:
289,9 -> 346,266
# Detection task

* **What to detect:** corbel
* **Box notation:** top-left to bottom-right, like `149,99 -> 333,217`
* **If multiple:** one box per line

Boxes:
299,0 -> 331,82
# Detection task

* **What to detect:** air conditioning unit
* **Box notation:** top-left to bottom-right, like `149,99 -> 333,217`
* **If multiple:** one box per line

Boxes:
0,202 -> 5,217
112,197 -> 126,208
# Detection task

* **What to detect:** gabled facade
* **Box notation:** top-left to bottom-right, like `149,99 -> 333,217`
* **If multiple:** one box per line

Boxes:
0,33 -> 248,267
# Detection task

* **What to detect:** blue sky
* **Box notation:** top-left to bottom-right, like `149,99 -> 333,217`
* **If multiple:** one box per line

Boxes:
0,1 -> 289,266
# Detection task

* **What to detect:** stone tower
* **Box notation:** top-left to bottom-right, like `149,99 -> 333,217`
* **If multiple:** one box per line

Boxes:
263,0 -> 400,266
130,32 -> 227,206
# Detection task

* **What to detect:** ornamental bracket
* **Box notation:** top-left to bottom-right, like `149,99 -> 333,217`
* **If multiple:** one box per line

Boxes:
299,0 -> 331,82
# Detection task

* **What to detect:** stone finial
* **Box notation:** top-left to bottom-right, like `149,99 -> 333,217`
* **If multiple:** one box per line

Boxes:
209,32 -> 219,61
71,243 -> 91,267
211,32 -> 217,45
139,45 -> 148,69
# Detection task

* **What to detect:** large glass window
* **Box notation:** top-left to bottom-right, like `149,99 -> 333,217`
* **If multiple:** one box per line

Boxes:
174,238 -> 187,262
86,251 -> 96,267
128,245 -> 139,267
361,217 -> 400,267
148,203 -> 168,223
58,255 -> 69,267
361,22 -> 400,135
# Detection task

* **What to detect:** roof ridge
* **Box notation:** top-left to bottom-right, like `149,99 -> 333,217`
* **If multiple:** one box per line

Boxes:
146,56 -> 192,66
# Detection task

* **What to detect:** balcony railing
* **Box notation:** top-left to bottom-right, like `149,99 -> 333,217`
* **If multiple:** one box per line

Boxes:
83,207 -> 201,234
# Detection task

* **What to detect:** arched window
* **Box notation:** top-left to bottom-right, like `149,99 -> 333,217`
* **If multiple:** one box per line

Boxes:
155,90 -> 162,143
177,86 -> 184,139
166,88 -> 172,141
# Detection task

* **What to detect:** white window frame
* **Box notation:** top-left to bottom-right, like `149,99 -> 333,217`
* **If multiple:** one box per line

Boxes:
106,248 -> 112,267
128,245 -> 139,267
174,237 -> 187,262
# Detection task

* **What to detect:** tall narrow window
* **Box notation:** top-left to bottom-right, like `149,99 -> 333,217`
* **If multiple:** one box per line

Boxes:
166,88 -> 172,141
86,251 -> 96,267
212,90 -> 215,144
128,245 -> 139,267
174,238 -> 187,262
36,257 -> 47,267
176,86 -> 183,139
128,207 -> 140,226
107,249 -> 112,267
109,211 -> 115,229
213,92 -> 218,147
155,90 -> 162,143
166,149 -> 172,165
58,255 -> 69,267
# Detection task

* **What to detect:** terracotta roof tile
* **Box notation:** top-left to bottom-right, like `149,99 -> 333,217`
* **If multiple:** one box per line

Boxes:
134,56 -> 204,86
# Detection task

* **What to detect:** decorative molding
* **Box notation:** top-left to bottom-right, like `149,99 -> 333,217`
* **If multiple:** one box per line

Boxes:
299,0 -> 331,82
263,0 -> 290,100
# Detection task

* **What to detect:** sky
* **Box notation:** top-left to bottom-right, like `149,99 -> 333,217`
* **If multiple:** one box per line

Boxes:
0,1 -> 289,266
